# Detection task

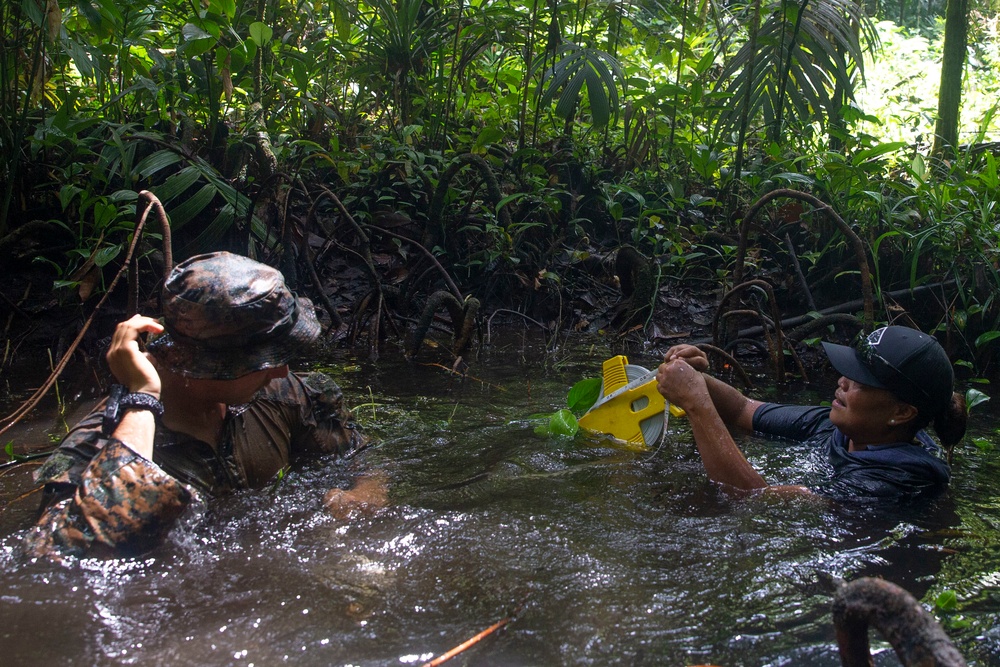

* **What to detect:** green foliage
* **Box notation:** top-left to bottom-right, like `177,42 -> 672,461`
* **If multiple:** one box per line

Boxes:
934,589 -> 959,612
537,44 -> 623,128
567,377 -> 602,415
529,377 -> 603,438
966,388 -> 991,413
533,408 -> 580,438
1,0 -> 1000,355
712,0 -> 878,148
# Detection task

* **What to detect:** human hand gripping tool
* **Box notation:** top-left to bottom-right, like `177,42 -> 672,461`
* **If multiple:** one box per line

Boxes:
578,355 -> 685,449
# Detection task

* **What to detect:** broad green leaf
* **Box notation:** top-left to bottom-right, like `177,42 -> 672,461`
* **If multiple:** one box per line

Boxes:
852,142 -> 907,164
548,409 -> 579,437
209,0 -> 236,19
966,388 -> 991,413
65,40 -> 95,78
567,377 -> 602,415
182,23 -> 213,41
975,331 -> 1000,348
181,23 -> 218,57
167,183 -> 216,229
59,185 -> 83,210
249,22 -> 273,47
93,201 -> 118,229
93,244 -> 122,267
773,172 -> 815,184
20,0 -> 44,25
473,126 -> 505,152
333,2 -> 350,41
110,190 -> 138,203
152,166 -> 202,202
934,590 -> 958,612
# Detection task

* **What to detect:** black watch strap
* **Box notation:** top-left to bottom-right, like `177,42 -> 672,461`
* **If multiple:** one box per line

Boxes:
102,384 -> 164,436
120,392 -> 165,418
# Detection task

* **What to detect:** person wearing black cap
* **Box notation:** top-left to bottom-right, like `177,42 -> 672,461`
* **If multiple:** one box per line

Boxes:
654,326 -> 968,499
26,252 -> 385,559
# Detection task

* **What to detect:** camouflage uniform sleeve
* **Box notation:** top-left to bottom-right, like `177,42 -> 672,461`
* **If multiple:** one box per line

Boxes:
26,438 -> 192,559
289,372 -> 369,458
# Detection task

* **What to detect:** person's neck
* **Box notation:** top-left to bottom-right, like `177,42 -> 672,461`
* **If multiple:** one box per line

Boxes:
158,368 -> 228,444
848,430 -> 916,452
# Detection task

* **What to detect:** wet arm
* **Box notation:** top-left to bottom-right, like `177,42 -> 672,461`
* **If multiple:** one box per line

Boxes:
28,316 -> 191,558
324,470 -> 389,520
657,358 -> 766,490
105,314 -> 164,459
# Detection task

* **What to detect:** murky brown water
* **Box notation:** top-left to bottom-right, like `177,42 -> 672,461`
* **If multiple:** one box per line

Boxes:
2,335 -> 999,665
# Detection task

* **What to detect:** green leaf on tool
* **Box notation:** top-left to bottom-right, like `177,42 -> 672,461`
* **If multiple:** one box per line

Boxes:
567,377 -> 602,415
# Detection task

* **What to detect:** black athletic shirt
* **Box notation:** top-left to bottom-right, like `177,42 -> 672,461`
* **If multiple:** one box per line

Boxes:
751,404 -> 951,501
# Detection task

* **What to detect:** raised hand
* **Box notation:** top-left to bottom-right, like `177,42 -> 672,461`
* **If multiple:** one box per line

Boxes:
106,315 -> 165,399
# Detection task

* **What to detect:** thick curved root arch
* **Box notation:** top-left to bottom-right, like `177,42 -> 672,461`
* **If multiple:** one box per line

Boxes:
833,577 -> 966,667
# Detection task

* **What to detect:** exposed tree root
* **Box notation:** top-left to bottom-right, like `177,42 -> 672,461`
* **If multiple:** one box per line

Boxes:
714,279 -> 790,383
407,290 -> 481,360
733,188 -> 873,329
832,577 -> 966,667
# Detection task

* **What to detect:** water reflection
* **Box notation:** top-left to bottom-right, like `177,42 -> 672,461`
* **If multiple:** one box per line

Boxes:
1,339 -> 998,665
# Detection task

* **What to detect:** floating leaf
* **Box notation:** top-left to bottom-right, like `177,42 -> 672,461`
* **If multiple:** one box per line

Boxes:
548,409 -> 579,437
972,438 -> 995,453
934,590 -> 958,612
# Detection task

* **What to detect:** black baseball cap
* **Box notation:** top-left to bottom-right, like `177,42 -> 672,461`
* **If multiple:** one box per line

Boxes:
822,326 -> 954,417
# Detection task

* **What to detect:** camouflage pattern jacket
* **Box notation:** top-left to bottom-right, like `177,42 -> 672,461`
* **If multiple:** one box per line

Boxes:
26,372 -> 366,559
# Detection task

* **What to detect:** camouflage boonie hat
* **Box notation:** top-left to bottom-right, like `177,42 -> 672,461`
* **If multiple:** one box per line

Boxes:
146,252 -> 320,379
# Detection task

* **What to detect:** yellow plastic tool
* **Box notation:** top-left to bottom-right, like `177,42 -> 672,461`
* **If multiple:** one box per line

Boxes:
578,355 -> 685,449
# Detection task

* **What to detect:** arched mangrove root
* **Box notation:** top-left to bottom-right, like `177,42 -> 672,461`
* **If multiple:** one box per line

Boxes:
407,290 -> 480,360
714,280 -> 788,383
424,153 -> 510,252
832,577 -> 967,667
733,188 -> 873,330
696,343 -> 754,389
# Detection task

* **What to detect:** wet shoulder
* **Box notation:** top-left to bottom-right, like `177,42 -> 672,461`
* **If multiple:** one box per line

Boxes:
753,403 -> 834,442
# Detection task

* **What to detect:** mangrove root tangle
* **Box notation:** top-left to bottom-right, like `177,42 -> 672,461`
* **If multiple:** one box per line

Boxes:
733,188 -> 874,330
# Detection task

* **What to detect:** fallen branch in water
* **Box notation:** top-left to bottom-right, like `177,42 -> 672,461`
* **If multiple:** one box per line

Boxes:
419,604 -> 524,667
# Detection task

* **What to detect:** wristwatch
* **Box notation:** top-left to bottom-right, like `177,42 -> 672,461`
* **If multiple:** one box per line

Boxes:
102,384 -> 164,436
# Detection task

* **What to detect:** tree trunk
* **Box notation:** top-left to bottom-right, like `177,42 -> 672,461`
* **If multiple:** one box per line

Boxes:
932,0 -> 969,160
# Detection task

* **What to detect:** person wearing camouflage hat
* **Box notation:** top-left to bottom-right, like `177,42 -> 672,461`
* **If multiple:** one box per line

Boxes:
27,252 -> 385,559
